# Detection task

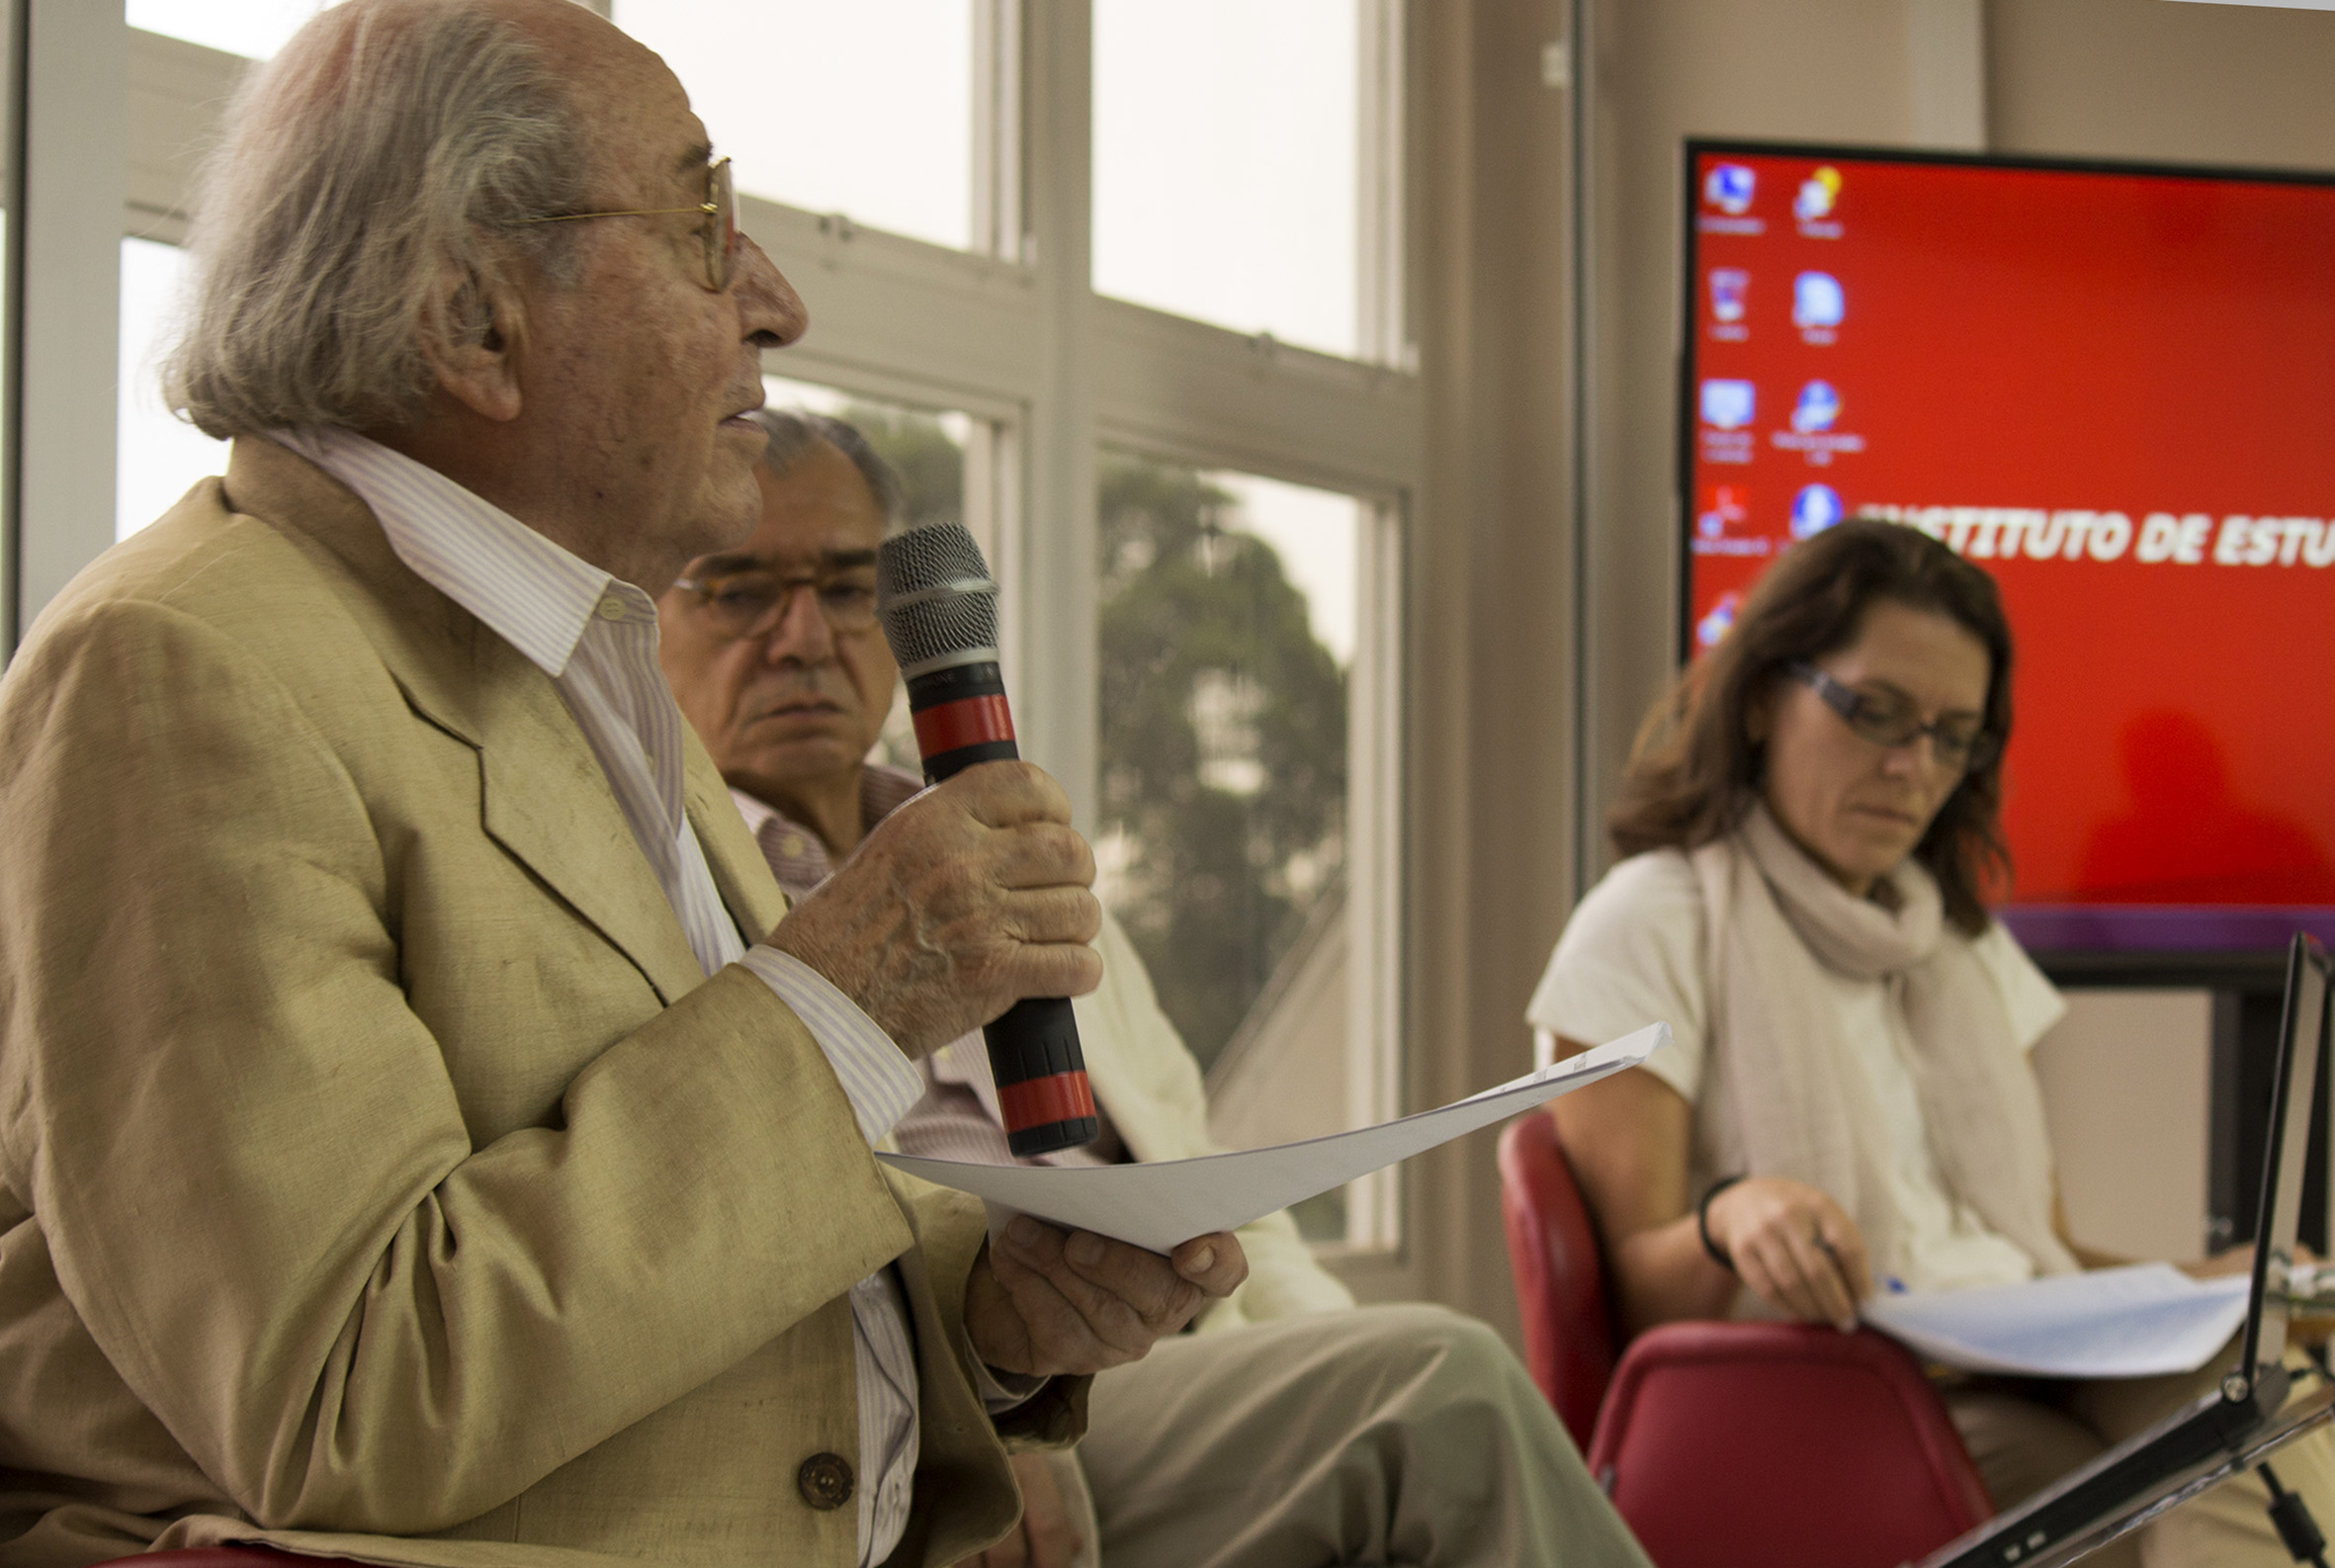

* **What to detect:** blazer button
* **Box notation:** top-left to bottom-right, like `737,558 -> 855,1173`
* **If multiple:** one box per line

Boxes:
798,1451 -> 855,1511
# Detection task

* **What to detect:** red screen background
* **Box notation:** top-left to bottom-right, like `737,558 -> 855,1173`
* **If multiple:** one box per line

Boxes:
1685,147 -> 2335,920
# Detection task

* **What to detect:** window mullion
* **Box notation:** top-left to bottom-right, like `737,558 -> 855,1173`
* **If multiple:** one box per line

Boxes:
9,0 -> 123,654
1355,0 -> 1409,370
1092,296 -> 1423,496
1342,494 -> 1406,1249
743,196 -> 1041,408
1011,0 -> 1098,831
971,0 -> 1024,262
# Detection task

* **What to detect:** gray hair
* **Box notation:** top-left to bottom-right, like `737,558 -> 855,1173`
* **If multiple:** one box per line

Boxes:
750,408 -> 905,525
164,0 -> 591,438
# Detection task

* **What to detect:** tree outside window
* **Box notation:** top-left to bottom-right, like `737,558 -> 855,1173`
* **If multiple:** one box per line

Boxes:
1095,453 -> 1352,1089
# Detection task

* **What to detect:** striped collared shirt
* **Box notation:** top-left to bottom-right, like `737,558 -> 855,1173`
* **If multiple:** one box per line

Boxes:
272,429 -> 924,1566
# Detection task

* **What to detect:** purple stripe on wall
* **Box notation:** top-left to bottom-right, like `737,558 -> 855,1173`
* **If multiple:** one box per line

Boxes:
2000,905 -> 2335,954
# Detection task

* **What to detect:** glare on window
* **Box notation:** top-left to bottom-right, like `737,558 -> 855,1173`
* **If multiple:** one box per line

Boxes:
119,238 -> 228,543
613,1 -> 975,253
1093,0 -> 1360,358
129,0 -> 327,59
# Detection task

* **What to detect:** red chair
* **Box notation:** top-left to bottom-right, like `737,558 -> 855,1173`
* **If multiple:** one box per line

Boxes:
1498,1110 -> 1994,1568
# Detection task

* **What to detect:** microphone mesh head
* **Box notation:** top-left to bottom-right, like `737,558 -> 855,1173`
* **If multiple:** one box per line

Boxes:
877,521 -> 1001,668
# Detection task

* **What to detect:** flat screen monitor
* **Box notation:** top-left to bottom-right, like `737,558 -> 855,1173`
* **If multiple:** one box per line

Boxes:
1680,140 -> 2335,967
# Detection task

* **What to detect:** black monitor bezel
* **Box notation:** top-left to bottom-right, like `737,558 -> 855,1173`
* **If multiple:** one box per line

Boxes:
2242,932 -> 2332,1379
1676,137 -> 2335,978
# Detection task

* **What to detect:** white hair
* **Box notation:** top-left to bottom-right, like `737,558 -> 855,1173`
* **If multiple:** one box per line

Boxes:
164,0 -> 591,438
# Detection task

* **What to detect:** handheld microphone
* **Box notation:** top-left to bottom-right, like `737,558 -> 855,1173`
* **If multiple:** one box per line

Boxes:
875,520 -> 1100,1159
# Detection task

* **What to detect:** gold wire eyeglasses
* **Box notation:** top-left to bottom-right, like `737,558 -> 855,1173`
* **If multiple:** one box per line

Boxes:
523,155 -> 738,292
670,566 -> 882,641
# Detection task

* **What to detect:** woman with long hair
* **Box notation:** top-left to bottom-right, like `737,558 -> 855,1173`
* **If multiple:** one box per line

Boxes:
1527,519 -> 2329,1566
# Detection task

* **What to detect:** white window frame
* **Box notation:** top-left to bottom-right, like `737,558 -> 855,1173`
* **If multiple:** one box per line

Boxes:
45,0 -> 1424,1263
4,0 -> 124,650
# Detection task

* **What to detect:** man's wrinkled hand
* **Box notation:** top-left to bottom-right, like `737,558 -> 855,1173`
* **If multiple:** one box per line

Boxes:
766,761 -> 1102,1059
964,1217 -> 1247,1377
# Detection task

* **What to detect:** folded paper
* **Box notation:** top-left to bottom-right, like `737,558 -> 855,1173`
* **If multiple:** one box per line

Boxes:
880,1022 -> 1666,1254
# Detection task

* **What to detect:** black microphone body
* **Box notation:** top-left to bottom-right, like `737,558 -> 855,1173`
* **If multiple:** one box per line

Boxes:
877,524 -> 1100,1159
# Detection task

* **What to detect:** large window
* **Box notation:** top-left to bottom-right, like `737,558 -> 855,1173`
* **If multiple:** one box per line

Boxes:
1094,455 -> 1380,1239
89,3 -> 1418,1259
120,237 -> 225,542
611,3 -> 980,253
127,1 -> 323,59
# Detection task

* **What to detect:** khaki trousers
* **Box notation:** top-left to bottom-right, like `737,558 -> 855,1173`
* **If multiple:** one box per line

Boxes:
1047,1303 -> 1650,1568
1945,1344 -> 2335,1568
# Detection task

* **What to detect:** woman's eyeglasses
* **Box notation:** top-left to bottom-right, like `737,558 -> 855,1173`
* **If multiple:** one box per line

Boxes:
1786,660 -> 1999,775
523,154 -> 738,292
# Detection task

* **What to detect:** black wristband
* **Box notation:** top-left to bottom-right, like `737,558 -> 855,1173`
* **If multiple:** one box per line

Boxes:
1697,1175 -> 1746,1272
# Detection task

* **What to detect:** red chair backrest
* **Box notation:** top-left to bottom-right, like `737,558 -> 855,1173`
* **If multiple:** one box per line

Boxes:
1592,1321 -> 1995,1568
1497,1110 -> 1620,1450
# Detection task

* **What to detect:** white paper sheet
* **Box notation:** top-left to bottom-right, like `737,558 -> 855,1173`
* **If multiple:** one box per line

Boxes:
1860,1263 -> 2251,1378
878,1022 -> 1666,1255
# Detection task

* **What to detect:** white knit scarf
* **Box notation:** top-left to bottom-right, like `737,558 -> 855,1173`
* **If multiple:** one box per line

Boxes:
1688,802 -> 2076,1281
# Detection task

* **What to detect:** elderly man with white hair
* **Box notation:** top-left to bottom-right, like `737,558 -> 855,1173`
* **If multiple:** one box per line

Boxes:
0,3 -> 1252,1565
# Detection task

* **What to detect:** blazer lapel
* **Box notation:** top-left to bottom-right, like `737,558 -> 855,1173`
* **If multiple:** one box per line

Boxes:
684,732 -> 792,946
467,648 -> 708,1005
223,437 -> 709,1006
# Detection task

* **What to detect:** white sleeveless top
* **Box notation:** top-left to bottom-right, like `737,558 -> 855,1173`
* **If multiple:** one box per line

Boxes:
1527,850 -> 2067,1293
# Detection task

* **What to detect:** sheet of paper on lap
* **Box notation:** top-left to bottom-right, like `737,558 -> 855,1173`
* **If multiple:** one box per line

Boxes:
1861,1263 -> 2253,1378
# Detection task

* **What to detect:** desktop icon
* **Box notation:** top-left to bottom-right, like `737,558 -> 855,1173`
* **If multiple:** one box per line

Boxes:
1792,272 -> 1845,331
1696,592 -> 1743,650
1703,163 -> 1756,216
1709,269 -> 1749,323
1698,483 -> 1750,539
1791,483 -> 1844,539
1790,381 -> 1841,434
1794,166 -> 1842,222
1700,379 -> 1757,430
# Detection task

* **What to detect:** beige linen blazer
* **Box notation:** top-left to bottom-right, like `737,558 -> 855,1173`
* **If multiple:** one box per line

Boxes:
0,439 -> 1075,1568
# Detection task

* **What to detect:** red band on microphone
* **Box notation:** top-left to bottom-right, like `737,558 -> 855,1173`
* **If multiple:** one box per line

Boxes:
996,1070 -> 1098,1133
912,694 -> 1016,758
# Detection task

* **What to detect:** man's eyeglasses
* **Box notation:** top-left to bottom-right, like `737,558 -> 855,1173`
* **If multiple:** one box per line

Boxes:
1786,660 -> 1999,775
523,155 -> 738,292
671,566 -> 880,641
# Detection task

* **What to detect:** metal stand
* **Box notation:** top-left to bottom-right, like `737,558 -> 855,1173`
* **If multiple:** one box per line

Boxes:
2268,1348 -> 2335,1567
2261,1460 -> 2329,1567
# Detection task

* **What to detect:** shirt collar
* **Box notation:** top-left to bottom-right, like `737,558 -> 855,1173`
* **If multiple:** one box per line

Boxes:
268,427 -> 628,678
733,764 -> 928,902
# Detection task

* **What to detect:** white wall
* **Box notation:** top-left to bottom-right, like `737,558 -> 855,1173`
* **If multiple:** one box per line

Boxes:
2035,991 -> 2213,1263
1990,0 -> 2335,168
